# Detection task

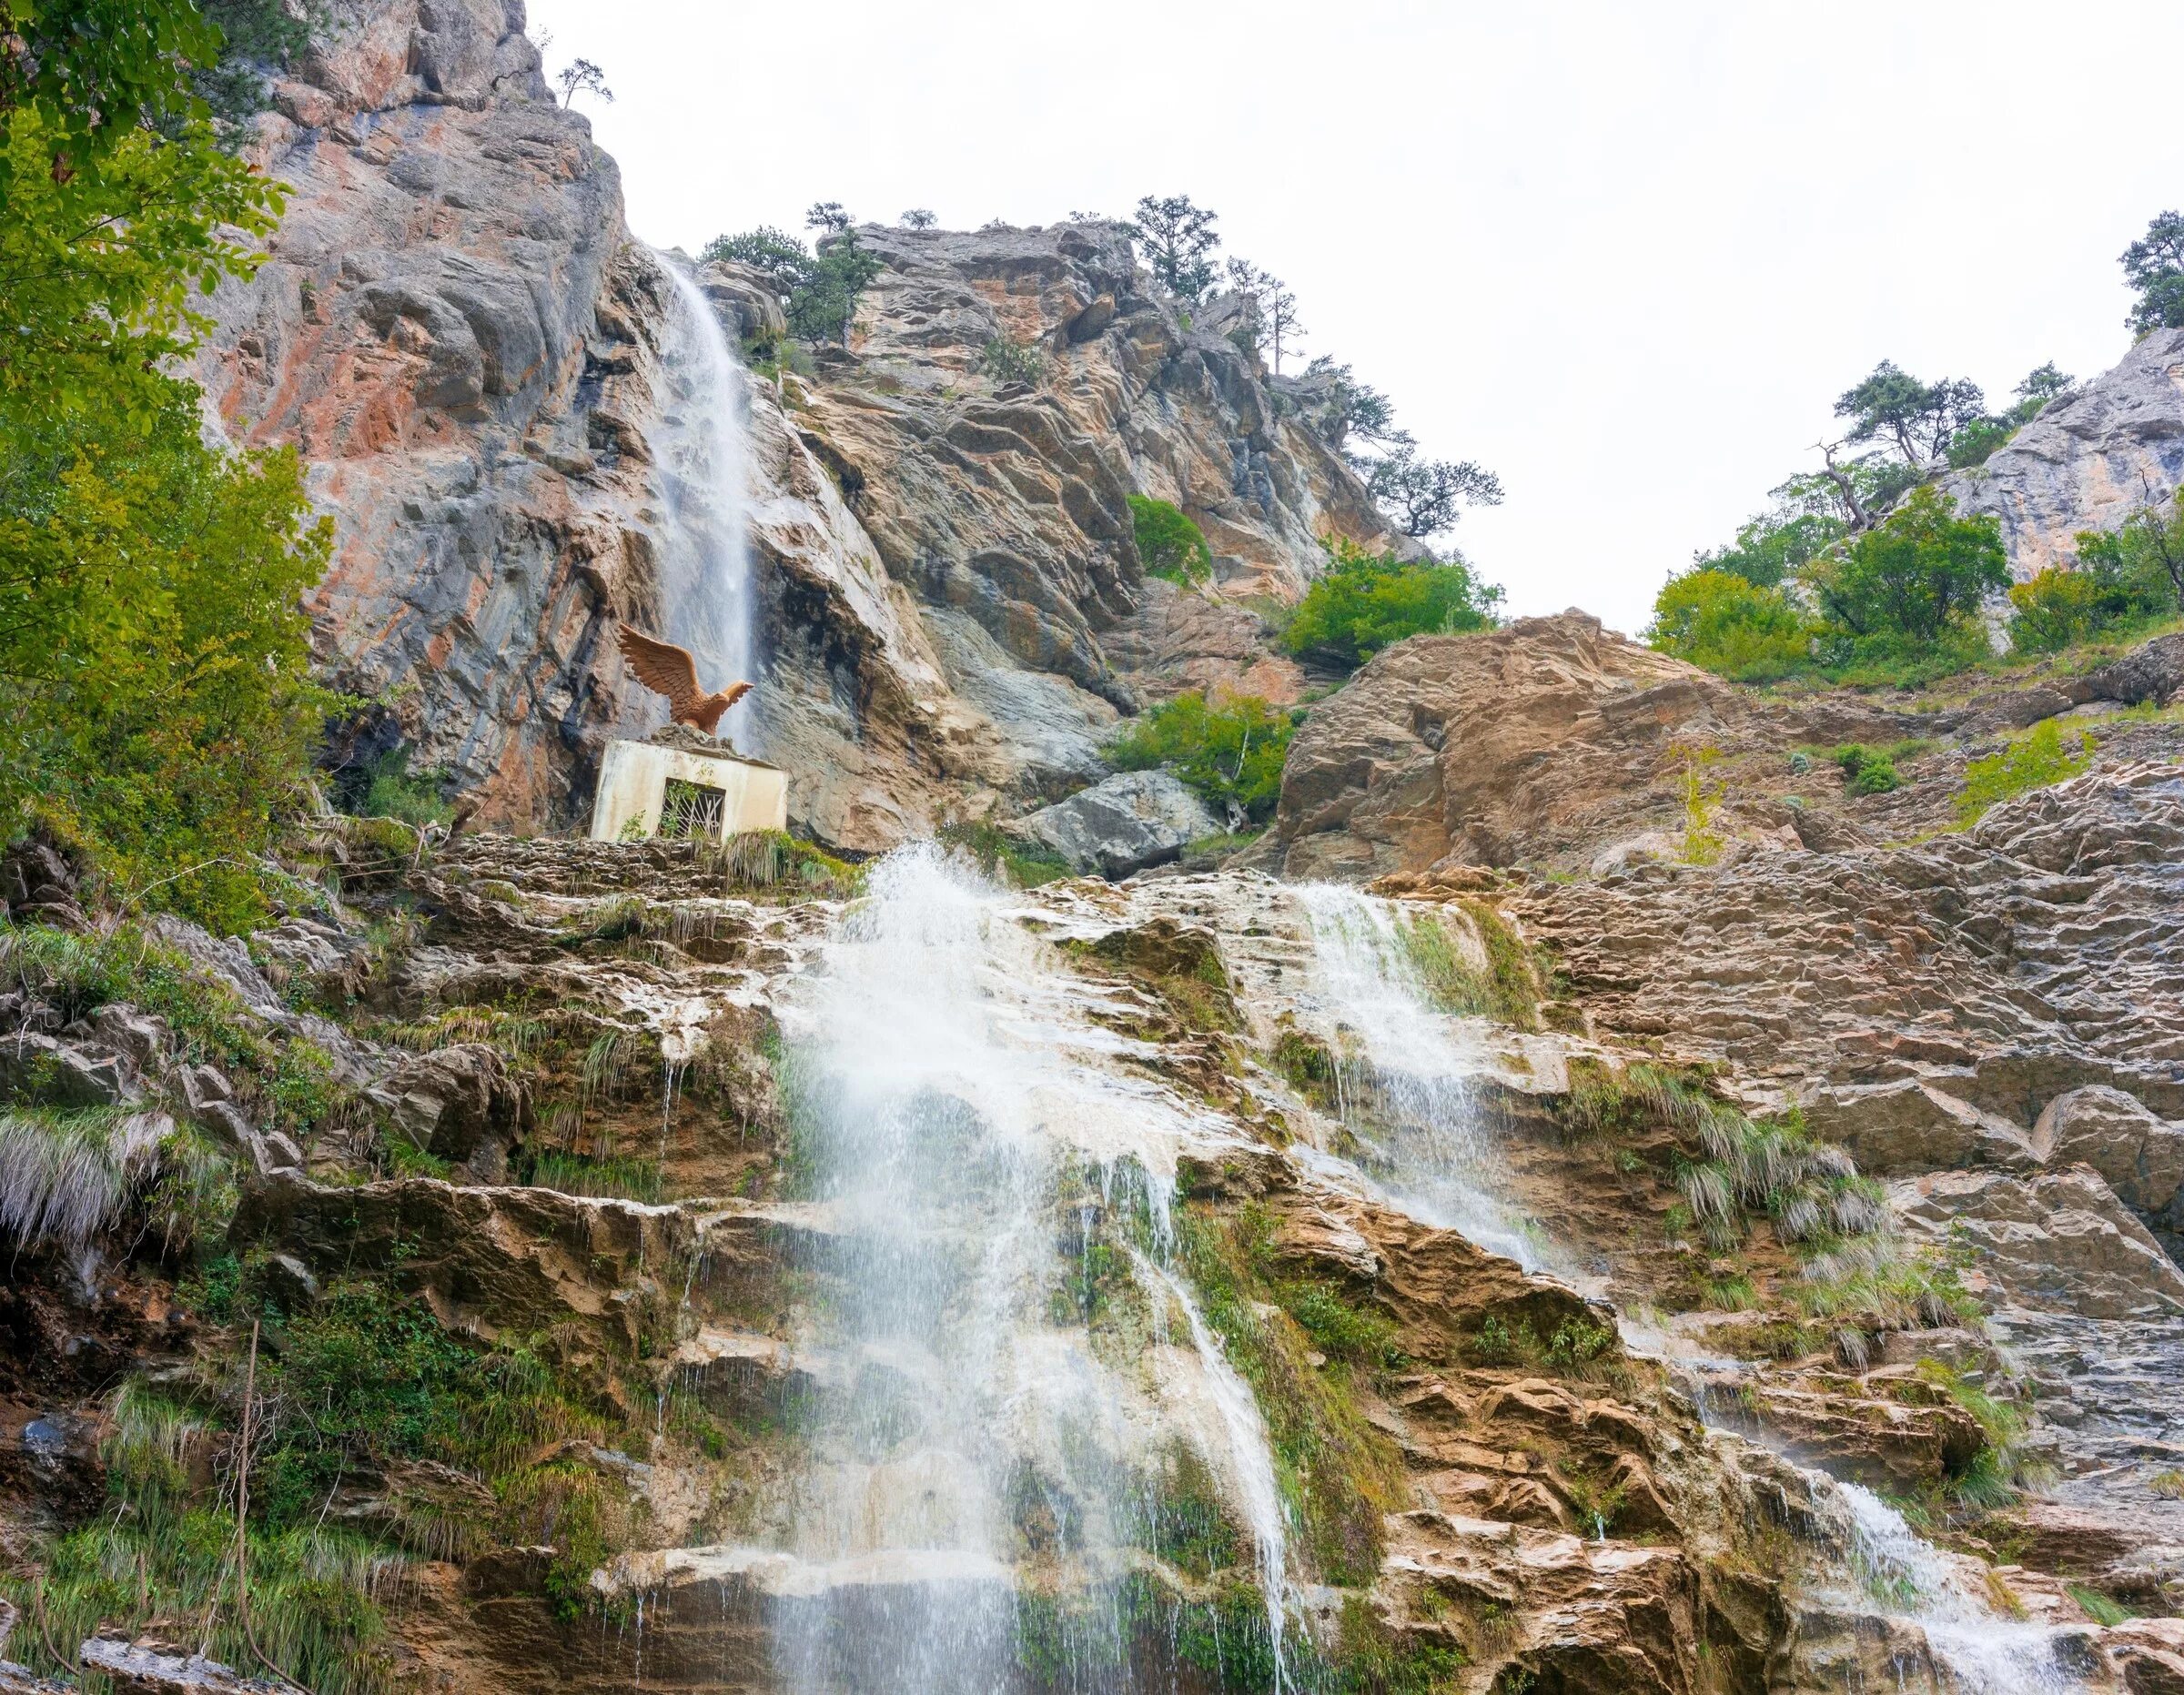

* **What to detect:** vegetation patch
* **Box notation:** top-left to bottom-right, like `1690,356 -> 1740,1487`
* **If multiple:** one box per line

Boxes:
1282,538 -> 1502,672
1105,691 -> 1297,823
1954,719 -> 2095,825
1129,494 -> 1215,587
937,821 -> 1075,888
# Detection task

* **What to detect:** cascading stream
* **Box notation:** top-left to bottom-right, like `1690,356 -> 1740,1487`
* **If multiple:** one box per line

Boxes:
649,256 -> 758,746
1831,1479 -> 2085,1693
769,845 -> 1296,1692
1290,883 -> 1544,1270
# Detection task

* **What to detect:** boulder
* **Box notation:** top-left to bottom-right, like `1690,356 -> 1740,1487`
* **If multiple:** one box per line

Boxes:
75,1640 -> 287,1693
2036,1085 -> 2184,1227
2077,631 -> 2184,710
1893,1168 -> 2184,1321
1943,326 -> 2184,580
1015,770 -> 1222,878
365,1043 -> 527,1180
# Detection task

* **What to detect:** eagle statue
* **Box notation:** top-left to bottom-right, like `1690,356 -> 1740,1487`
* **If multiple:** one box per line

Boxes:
614,622 -> 753,735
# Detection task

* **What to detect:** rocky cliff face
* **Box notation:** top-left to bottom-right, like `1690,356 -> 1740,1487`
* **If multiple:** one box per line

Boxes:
196,0 -> 1393,849
1946,325 -> 2184,577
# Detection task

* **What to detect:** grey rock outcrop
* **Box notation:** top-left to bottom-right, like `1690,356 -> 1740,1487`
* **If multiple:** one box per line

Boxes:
1945,326 -> 2184,579
197,10 -> 1398,847
1015,770 -> 1222,878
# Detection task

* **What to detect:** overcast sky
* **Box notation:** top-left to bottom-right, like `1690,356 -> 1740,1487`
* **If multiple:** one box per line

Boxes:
527,0 -> 2184,633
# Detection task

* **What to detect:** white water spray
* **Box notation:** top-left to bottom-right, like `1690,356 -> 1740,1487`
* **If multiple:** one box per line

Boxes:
649,257 -> 758,744
769,845 -> 1293,1691
1835,1482 -> 2086,1694
1292,883 -> 1542,1268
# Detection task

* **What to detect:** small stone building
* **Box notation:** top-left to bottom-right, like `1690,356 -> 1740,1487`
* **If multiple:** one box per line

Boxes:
589,735 -> 787,845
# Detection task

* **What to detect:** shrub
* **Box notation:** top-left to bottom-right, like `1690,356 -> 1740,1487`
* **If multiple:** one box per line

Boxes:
979,334 -> 1046,387
1956,720 -> 2094,825
1807,486 -> 2008,646
1646,570 -> 1815,681
1128,495 -> 1214,587
347,748 -> 453,826
1104,690 -> 1295,822
1833,744 -> 1900,795
1281,537 -> 1502,671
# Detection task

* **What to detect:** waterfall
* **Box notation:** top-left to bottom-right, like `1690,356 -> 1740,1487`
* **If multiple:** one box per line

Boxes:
648,257 -> 757,744
769,844 -> 1293,1691
1833,1480 -> 2086,1693
1291,883 -> 1543,1270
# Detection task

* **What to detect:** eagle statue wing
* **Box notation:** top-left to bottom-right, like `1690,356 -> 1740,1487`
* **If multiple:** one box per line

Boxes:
616,622 -> 703,715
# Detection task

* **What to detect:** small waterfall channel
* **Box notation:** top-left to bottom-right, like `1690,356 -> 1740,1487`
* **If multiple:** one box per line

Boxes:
646,257 -> 758,743
1289,883 -> 1545,1270
766,845 -> 1299,1691
1288,883 -> 2086,1692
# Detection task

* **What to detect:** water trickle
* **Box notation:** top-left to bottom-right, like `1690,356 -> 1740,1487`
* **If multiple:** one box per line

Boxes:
1292,883 -> 1542,1268
1134,1252 -> 1293,1690
649,257 -> 758,744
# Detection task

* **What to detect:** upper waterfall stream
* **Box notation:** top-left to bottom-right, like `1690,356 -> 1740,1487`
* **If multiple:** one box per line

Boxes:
650,257 -> 758,744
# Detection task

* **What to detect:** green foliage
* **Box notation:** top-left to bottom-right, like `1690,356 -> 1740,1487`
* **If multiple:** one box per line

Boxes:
1811,486 -> 2008,644
1675,744 -> 1726,863
1129,193 -> 1221,302
1,100 -> 328,931
1281,537 -> 1503,671
1104,690 -> 1296,823
1955,720 -> 2094,825
2069,1584 -> 2133,1627
1645,570 -> 1815,681
1278,1280 -> 1403,1368
1395,903 -> 1538,1029
1129,494 -> 1215,586
935,821 -> 1073,888
1830,744 -> 1901,795
346,747 -> 453,826
194,0 -> 318,139
1834,361 -> 1987,467
2121,209 -> 2184,337
2077,483 -> 2184,615
978,334 -> 1046,387
702,220 -> 882,347
1691,509 -> 1844,589
1174,1206 -> 1404,1587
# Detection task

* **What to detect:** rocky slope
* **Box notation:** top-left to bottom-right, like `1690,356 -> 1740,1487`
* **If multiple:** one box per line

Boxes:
197,0 -> 1391,850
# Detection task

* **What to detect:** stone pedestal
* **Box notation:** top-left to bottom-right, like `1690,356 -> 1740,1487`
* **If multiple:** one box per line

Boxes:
589,738 -> 787,844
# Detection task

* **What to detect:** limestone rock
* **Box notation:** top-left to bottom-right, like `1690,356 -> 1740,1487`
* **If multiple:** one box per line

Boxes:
1245,610 -> 1919,880
2037,1086 -> 2184,1229
1893,1168 -> 2184,1322
1944,326 -> 2184,580
365,1042 -> 528,1179
1015,770 -> 1222,877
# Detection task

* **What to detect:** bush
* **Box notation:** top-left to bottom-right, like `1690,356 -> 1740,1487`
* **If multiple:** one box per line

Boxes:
1280,537 -> 1502,671
1128,495 -> 1214,587
1104,691 -> 1295,822
1808,486 -> 2008,646
979,335 -> 1046,387
1646,570 -> 1815,681
1833,745 -> 1901,795
1956,720 -> 2093,825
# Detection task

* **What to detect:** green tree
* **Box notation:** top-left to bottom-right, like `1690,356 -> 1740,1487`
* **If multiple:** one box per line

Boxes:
702,218 -> 882,347
1280,538 -> 1502,671
1691,510 -> 1843,588
1808,485 -> 2007,643
2121,210 -> 2184,337
1364,450 -> 1503,540
1645,570 -> 1815,681
1,66 -> 326,927
1104,691 -> 1294,822
1291,356 -> 1410,465
1834,361 -> 1987,467
1130,193 -> 1220,303
1128,496 -> 1213,586
2078,482 -> 2184,614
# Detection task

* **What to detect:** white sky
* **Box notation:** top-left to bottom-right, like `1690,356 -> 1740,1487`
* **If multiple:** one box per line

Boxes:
528,0 -> 2184,634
